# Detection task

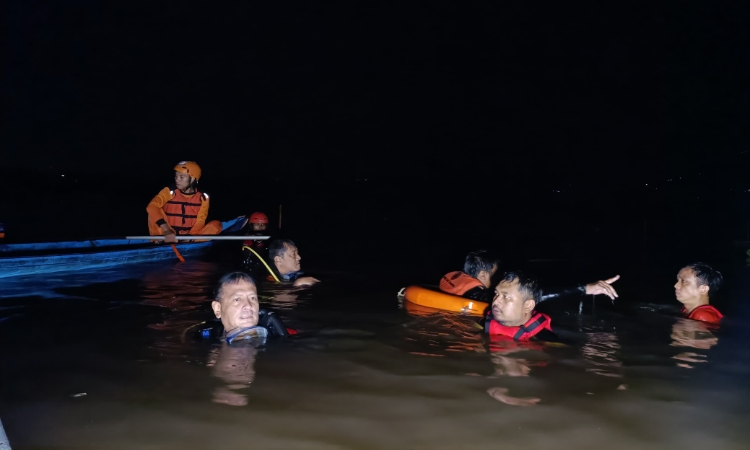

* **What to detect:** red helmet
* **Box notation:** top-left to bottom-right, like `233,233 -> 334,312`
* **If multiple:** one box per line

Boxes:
249,212 -> 269,224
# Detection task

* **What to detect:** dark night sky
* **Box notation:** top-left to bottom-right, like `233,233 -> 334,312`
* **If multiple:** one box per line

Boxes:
3,2 -> 748,185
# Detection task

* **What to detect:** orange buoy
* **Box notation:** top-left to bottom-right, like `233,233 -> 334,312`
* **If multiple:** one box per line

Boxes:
403,285 -> 489,316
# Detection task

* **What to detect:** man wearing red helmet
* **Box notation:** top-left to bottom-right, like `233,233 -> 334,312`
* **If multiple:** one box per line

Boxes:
146,161 -> 223,243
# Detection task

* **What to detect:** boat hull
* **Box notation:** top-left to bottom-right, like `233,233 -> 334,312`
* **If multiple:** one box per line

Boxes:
0,240 -> 211,278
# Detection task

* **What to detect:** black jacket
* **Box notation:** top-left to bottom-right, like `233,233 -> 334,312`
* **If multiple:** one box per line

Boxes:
462,284 -> 586,304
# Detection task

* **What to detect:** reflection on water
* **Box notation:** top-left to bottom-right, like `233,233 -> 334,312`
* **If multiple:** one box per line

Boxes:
671,318 -> 719,369
207,342 -> 260,406
401,301 -> 486,355
485,337 -> 549,406
264,287 -> 301,310
487,387 -> 541,406
582,332 -> 623,378
1,261 -> 749,449
141,261 -> 219,310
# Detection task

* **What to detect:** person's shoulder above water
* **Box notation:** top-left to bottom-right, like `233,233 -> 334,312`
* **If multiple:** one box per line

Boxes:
439,251 -> 498,300
197,310 -> 295,342
485,310 -> 553,341
686,305 -> 723,325
440,271 -> 486,295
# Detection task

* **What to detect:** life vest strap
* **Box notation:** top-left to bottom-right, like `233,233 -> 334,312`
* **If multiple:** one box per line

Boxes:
512,315 -> 548,340
166,199 -> 203,206
164,212 -> 198,218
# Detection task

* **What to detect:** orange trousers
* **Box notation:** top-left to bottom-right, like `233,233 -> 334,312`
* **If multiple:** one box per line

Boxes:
148,220 -> 223,240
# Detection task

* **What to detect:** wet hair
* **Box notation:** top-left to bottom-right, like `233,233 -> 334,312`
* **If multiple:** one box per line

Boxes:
269,239 -> 296,261
463,250 -> 498,278
500,271 -> 542,306
684,262 -> 723,296
215,271 -> 256,300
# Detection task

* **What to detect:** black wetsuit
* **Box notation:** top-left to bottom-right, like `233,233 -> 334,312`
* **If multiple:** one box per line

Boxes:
241,232 -> 272,272
463,284 -> 586,304
195,309 -> 290,341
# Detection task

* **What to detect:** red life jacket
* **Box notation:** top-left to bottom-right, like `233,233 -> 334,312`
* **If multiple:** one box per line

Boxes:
439,271 -> 485,296
683,304 -> 723,325
243,235 -> 268,251
486,311 -> 552,341
163,189 -> 206,234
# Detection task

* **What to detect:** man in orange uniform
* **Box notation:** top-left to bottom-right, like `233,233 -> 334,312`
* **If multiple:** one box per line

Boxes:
674,262 -> 723,325
146,161 -> 222,243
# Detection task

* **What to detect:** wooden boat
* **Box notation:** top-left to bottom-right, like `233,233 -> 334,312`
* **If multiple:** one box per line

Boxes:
0,239 -> 211,278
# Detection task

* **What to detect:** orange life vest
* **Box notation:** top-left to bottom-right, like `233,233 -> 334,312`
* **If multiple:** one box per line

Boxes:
439,271 -> 485,296
163,189 -> 205,234
486,312 -> 552,341
683,304 -> 723,325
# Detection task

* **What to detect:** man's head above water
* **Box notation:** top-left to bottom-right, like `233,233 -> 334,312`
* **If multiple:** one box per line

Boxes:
464,250 -> 499,288
211,272 -> 260,332
675,262 -> 723,309
492,271 -> 542,327
269,239 -> 301,275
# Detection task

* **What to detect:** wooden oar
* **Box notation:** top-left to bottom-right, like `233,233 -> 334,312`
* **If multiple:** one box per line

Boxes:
125,236 -> 271,241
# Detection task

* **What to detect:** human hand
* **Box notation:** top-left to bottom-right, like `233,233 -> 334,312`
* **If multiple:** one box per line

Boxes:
160,224 -> 178,243
585,275 -> 620,300
293,277 -> 320,287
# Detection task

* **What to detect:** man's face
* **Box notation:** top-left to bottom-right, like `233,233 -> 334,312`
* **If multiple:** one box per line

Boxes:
175,172 -> 192,191
275,244 -> 301,275
674,267 -> 707,305
492,279 -> 534,326
211,280 -> 259,332
252,223 -> 267,231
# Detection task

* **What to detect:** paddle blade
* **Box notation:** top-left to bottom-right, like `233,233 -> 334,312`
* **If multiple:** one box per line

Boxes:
171,244 -> 185,262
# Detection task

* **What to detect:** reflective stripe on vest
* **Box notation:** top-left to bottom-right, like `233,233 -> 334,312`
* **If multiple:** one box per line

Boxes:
439,271 -> 485,296
163,190 -> 204,232
487,312 -> 551,341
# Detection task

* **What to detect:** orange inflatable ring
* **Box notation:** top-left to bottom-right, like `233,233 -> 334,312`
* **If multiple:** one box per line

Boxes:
403,285 -> 488,316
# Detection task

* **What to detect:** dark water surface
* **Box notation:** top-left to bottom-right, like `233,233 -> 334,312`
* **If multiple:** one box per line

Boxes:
2,256 -> 750,450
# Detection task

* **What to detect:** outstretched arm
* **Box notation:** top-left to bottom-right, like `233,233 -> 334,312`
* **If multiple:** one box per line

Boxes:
540,275 -> 620,303
584,275 -> 620,300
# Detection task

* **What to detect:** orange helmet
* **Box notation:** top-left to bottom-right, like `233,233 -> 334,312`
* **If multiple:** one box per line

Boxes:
173,161 -> 202,181
249,212 -> 269,224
